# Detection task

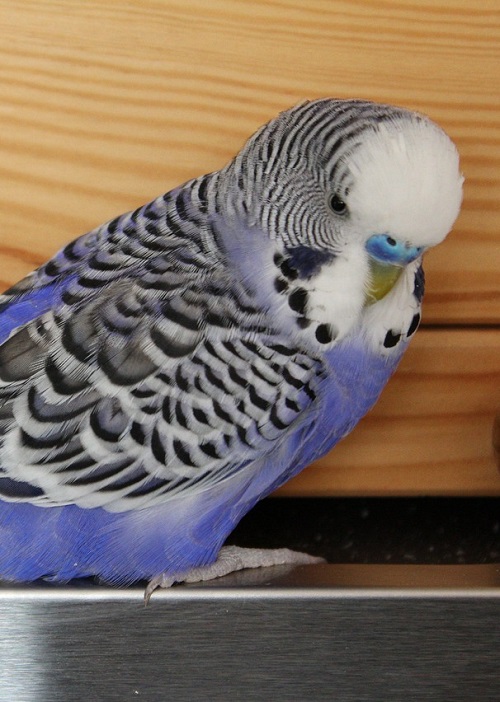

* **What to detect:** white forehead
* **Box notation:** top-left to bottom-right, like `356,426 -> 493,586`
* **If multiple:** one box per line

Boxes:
346,117 -> 463,246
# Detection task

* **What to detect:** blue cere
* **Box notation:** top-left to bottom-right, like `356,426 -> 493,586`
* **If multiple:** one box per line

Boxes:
366,234 -> 423,265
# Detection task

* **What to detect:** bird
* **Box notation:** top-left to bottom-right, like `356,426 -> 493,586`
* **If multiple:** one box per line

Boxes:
0,98 -> 462,599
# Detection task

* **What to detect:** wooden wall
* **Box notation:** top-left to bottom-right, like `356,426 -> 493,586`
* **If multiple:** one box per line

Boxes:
0,0 -> 498,494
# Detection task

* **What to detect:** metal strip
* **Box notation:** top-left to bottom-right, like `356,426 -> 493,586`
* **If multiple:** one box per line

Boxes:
1,565 -> 498,701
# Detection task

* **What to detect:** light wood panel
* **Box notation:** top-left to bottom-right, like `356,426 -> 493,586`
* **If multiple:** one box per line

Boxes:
0,0 -> 498,323
0,1 -> 497,495
278,329 -> 500,496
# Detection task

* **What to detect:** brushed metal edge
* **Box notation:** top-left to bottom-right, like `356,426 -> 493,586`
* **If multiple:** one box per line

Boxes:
0,563 -> 499,601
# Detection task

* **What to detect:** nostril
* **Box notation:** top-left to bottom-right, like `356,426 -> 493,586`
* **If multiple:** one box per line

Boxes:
366,234 -> 425,265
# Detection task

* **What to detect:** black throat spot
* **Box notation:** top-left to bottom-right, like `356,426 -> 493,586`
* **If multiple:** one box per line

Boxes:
280,245 -> 336,280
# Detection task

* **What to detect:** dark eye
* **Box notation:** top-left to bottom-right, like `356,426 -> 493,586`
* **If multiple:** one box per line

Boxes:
328,193 -> 347,215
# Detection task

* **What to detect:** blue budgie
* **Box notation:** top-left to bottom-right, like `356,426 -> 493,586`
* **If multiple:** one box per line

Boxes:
0,99 -> 462,599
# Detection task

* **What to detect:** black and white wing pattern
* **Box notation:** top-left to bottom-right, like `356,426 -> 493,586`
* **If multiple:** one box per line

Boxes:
0,178 -> 322,512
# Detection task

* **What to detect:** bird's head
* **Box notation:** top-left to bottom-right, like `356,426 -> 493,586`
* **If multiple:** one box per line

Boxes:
220,99 -> 463,345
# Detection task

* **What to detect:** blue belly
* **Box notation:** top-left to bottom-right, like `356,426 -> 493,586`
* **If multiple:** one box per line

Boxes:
0,337 -> 402,584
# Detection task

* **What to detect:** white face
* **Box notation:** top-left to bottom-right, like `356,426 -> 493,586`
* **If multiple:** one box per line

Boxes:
345,118 -> 463,248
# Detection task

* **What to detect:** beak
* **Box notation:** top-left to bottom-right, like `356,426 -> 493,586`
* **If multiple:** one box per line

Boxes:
364,234 -> 424,304
365,259 -> 404,304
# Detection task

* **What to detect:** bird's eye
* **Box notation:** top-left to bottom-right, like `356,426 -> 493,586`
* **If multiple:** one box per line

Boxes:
328,193 -> 347,215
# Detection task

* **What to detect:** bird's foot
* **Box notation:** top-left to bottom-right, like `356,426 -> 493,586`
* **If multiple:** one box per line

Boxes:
144,545 -> 324,604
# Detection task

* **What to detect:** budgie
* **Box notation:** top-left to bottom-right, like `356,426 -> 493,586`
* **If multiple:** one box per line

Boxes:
0,99 -> 462,599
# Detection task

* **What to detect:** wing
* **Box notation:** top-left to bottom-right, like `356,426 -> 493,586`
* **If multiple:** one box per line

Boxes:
0,180 -> 322,512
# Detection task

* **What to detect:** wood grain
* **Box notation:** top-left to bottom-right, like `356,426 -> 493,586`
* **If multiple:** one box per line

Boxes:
0,1 -> 497,496
278,329 -> 500,496
0,0 -> 498,323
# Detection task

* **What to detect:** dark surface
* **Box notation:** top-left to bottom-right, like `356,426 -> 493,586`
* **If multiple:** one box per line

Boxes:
2,583 -> 499,702
228,497 -> 500,564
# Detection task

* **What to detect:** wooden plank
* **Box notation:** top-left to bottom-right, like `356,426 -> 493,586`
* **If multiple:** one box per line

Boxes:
0,0 -> 497,323
277,329 -> 500,496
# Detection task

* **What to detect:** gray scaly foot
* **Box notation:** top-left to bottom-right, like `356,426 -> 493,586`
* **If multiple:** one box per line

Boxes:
144,545 -> 325,603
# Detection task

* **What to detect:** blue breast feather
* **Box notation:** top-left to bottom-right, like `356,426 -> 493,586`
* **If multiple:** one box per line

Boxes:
0,313 -> 399,584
